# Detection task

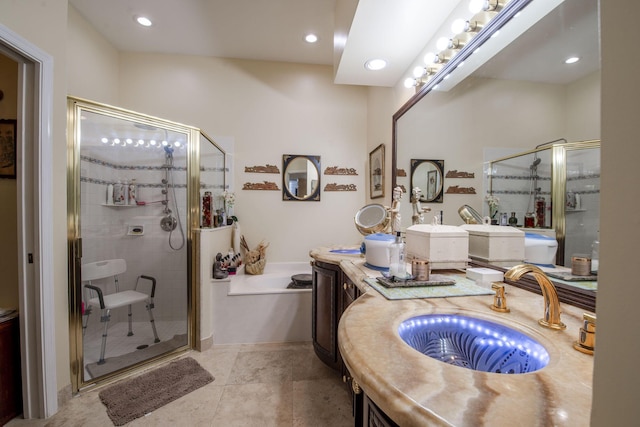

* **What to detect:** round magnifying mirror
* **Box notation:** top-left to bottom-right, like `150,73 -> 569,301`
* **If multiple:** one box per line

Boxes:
458,204 -> 484,224
355,204 -> 389,235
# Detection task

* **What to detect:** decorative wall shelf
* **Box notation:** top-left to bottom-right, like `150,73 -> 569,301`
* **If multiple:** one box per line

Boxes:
445,185 -> 476,194
396,169 -> 407,177
324,183 -> 357,192
242,181 -> 280,190
446,170 -> 475,178
244,164 -> 280,174
324,166 -> 358,175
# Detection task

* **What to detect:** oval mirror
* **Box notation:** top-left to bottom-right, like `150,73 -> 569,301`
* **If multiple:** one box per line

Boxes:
282,154 -> 321,201
355,204 -> 389,235
410,159 -> 444,203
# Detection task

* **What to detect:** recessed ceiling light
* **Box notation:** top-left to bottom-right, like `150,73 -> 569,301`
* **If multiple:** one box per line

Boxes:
365,59 -> 387,71
565,56 -> 580,64
304,34 -> 318,43
135,16 -> 153,27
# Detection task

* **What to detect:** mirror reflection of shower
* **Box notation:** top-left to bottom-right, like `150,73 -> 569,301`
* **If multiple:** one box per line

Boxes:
160,144 -> 185,250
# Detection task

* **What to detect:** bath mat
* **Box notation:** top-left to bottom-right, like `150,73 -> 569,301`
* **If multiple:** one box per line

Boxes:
99,357 -> 214,426
86,334 -> 188,379
365,274 -> 493,300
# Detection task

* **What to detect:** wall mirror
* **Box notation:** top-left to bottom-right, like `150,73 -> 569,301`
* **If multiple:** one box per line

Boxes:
282,154 -> 320,201
391,0 -> 599,312
411,159 -> 444,203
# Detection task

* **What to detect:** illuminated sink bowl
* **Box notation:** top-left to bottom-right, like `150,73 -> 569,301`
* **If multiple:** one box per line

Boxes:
398,314 -> 549,374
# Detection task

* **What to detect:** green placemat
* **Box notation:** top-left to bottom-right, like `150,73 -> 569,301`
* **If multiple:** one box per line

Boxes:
365,275 -> 493,300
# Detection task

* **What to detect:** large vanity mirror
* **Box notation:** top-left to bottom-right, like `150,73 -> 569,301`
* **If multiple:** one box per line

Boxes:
282,154 -> 321,201
392,0 -> 599,311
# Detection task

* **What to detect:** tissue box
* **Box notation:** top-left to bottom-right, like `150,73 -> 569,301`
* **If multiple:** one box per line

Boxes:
466,267 -> 504,287
405,223 -> 469,269
459,224 -> 525,263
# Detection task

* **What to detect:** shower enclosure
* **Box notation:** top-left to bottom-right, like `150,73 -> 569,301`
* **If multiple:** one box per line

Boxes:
67,97 -> 225,391
487,139 -> 601,266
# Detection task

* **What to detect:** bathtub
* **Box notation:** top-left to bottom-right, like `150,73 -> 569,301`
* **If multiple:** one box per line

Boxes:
211,262 -> 313,345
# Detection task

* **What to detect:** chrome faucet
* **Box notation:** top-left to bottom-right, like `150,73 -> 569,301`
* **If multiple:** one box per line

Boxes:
504,264 -> 566,330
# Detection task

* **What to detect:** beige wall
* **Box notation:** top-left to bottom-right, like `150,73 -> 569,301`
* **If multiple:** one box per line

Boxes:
591,0 -> 640,424
114,53 -> 368,261
0,0 -> 71,392
67,6 -> 120,105
1,1 -> 639,423
0,54 -> 18,309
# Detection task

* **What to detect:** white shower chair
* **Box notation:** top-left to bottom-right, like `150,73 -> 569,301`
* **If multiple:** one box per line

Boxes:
82,259 -> 160,365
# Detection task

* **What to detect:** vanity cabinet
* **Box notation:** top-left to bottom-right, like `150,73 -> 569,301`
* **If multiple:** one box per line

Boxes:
0,315 -> 22,425
312,260 -> 341,370
361,393 -> 399,427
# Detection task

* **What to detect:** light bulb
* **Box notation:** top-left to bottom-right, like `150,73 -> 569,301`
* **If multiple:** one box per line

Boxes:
436,37 -> 451,51
413,66 -> 425,78
365,59 -> 387,71
451,19 -> 467,34
135,16 -> 153,27
404,77 -> 416,89
113,138 -> 120,145
101,137 -> 108,144
424,52 -> 437,64
126,138 -> 133,145
304,34 -> 318,43
469,0 -> 486,14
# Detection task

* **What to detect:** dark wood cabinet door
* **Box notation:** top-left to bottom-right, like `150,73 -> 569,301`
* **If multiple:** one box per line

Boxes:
312,261 -> 340,370
0,316 -> 22,425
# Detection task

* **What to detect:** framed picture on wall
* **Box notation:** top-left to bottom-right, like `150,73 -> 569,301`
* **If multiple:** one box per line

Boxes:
369,144 -> 385,199
427,169 -> 437,201
0,119 -> 17,179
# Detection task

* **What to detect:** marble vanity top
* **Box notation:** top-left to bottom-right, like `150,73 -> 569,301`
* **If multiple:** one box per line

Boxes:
310,247 -> 594,427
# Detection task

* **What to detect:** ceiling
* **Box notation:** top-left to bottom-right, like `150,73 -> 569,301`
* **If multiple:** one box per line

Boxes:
69,0 -> 599,89
68,0 -> 464,87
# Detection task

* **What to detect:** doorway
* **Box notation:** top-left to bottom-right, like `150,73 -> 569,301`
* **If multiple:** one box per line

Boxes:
0,24 -> 57,418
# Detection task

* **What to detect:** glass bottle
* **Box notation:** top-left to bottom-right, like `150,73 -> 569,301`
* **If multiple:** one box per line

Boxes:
388,232 -> 407,279
508,212 -> 518,226
524,212 -> 535,228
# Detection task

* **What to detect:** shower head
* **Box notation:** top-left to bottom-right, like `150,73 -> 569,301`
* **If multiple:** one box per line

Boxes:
530,158 -> 542,169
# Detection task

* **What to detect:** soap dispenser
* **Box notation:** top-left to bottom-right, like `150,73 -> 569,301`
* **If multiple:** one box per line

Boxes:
388,232 -> 407,280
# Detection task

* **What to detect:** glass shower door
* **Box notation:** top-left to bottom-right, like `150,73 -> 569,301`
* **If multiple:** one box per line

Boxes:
68,98 -> 196,388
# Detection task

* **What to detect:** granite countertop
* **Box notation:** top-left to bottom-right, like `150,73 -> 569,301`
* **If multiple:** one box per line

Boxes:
310,247 -> 595,427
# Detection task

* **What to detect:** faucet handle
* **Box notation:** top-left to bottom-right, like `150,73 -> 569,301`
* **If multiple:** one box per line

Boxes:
490,282 -> 510,313
573,313 -> 596,355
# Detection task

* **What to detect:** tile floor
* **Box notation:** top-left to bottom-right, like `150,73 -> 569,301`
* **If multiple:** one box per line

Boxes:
7,342 -> 354,427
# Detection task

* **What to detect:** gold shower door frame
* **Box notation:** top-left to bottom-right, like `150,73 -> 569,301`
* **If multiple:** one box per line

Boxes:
66,97 -> 202,392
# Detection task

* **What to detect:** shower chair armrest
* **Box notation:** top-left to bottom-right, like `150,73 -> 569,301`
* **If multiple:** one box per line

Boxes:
84,284 -> 106,309
136,275 -> 157,298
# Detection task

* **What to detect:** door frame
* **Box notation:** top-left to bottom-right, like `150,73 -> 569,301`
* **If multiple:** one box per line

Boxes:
0,24 -> 57,418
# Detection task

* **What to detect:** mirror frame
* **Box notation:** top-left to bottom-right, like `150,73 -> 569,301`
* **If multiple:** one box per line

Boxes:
390,0 -> 596,312
282,154 -> 321,201
410,159 -> 444,203
392,0 -> 532,197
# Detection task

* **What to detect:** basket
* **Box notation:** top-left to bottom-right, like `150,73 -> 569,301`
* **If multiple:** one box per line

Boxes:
245,258 -> 266,275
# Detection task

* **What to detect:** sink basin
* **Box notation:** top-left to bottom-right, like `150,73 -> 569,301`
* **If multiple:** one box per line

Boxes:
398,314 -> 549,374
